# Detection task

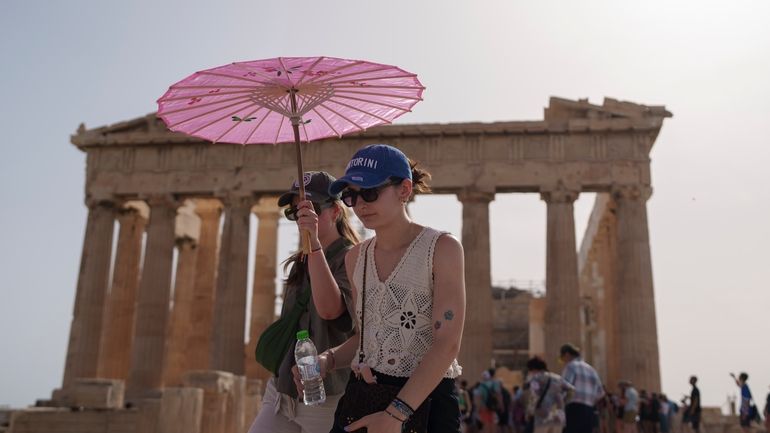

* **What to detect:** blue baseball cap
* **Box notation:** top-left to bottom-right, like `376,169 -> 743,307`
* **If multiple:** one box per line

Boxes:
329,144 -> 412,195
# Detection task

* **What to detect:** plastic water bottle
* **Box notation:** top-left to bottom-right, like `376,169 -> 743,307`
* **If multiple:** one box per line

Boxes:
294,330 -> 326,405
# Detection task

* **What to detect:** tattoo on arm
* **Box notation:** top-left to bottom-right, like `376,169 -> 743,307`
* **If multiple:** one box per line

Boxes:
435,311 -> 455,330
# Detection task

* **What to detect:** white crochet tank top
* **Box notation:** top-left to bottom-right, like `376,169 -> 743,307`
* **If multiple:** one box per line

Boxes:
352,226 -> 462,378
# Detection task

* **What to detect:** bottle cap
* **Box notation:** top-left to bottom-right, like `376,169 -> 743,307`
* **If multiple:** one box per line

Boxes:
296,330 -> 309,340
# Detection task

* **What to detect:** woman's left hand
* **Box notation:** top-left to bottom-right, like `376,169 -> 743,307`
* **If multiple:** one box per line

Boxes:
344,411 -> 402,433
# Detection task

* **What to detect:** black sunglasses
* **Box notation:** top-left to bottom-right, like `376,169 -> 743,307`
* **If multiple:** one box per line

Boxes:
340,179 -> 402,207
283,201 -> 333,221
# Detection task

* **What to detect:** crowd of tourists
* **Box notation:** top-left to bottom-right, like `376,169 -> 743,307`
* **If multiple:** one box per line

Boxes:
456,351 -> 769,433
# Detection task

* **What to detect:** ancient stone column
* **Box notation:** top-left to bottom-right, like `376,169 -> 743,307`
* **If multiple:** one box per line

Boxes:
126,195 -> 181,399
540,185 -> 582,365
187,199 -> 223,372
613,185 -> 661,391
163,236 -> 199,386
246,198 -> 281,380
210,194 -> 253,375
97,202 -> 148,381
62,197 -> 117,388
457,189 -> 494,379
528,297 -> 546,358
163,201 -> 202,386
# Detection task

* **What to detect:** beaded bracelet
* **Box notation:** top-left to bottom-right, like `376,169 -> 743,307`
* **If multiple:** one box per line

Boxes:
390,397 -> 415,419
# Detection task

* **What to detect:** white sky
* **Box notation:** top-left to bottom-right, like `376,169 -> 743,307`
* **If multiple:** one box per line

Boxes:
1,0 -> 769,410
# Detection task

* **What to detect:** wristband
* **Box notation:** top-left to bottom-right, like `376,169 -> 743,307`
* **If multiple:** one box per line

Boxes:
390,398 -> 415,419
310,245 -> 323,253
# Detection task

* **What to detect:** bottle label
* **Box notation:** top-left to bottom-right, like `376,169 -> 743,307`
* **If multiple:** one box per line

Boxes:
297,356 -> 321,380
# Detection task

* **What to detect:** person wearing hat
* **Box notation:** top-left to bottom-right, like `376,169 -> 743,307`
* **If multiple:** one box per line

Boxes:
296,144 -> 466,433
558,343 -> 604,433
247,171 -> 361,433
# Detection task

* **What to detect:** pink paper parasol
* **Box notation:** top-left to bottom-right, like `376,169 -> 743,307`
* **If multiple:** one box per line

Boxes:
157,56 -> 424,252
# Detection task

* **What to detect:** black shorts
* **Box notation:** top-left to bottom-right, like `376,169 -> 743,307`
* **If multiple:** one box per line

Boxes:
331,371 -> 461,433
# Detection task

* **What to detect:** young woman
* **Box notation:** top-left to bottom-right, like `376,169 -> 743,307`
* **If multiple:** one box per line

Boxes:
247,171 -> 360,433
294,144 -> 466,433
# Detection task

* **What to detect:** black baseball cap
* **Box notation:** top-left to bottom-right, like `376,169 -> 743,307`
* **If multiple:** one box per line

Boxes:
277,171 -> 340,207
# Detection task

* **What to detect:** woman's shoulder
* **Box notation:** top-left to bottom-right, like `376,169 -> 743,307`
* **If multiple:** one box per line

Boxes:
430,230 -> 463,257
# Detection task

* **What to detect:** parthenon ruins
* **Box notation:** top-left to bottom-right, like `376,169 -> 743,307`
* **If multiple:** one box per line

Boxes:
6,97 -> 671,433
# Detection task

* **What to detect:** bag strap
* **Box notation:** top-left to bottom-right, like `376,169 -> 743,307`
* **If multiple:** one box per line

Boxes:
358,241 -> 371,364
536,376 -> 552,409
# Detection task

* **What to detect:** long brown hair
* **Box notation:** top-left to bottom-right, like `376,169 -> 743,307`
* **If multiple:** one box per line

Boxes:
282,201 -> 361,287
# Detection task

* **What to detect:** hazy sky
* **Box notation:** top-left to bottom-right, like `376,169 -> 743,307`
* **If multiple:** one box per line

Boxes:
1,0 -> 768,410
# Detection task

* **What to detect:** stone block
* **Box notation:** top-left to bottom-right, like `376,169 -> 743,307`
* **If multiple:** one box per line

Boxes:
182,371 -> 234,433
0,409 -> 11,427
226,376 -> 245,433
243,379 -> 263,428
182,370 -> 234,394
7,408 -> 138,433
158,388 -> 203,433
71,379 -> 125,409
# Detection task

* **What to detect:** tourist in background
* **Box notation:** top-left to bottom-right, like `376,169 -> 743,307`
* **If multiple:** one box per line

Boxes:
525,356 -> 575,433
686,376 -> 701,433
511,385 -> 527,433
457,379 -> 473,433
596,388 -> 616,433
730,372 -> 755,432
498,379 -> 513,433
474,370 -> 501,433
658,393 -> 672,433
763,387 -> 769,432
638,390 -> 660,433
618,380 -> 639,433
613,391 -> 625,433
559,343 -> 605,433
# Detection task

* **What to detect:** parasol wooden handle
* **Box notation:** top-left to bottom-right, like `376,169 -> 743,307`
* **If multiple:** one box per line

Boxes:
297,163 -> 311,256
290,88 -> 312,256
301,230 -> 312,256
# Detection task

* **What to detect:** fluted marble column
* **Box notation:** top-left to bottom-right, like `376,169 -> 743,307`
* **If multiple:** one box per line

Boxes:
457,189 -> 494,379
163,236 -> 199,386
62,198 -> 117,388
246,199 -> 281,380
613,185 -> 660,391
210,194 -> 253,374
187,199 -> 223,371
97,203 -> 148,380
126,195 -> 180,399
541,185 -> 582,365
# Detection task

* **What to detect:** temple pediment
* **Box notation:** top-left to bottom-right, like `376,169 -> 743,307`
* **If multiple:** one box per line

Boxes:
71,97 -> 671,149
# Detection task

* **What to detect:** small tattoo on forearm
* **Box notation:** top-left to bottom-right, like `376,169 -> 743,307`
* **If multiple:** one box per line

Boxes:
434,321 -> 442,330
444,310 -> 455,321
